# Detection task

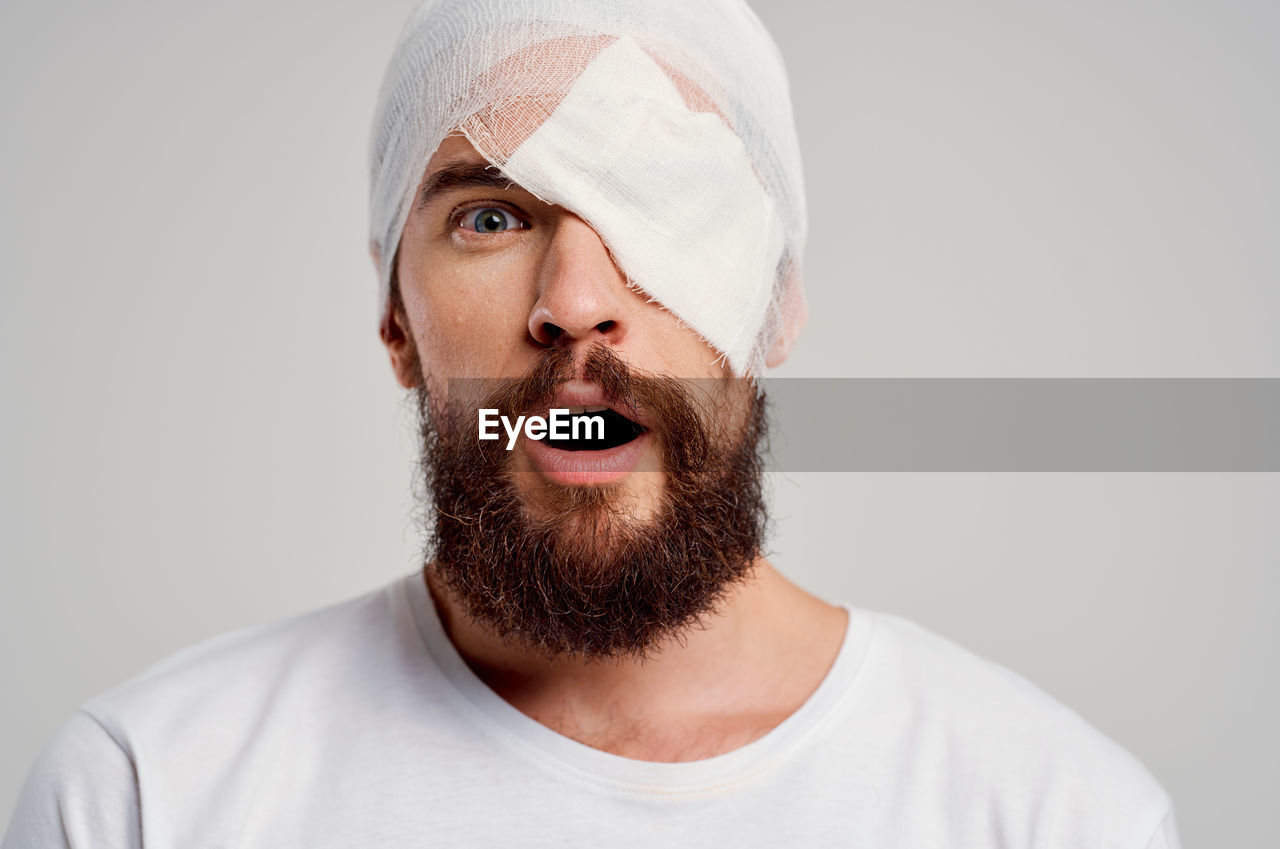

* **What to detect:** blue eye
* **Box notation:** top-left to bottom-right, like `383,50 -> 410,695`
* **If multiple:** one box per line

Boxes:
464,208 -> 524,233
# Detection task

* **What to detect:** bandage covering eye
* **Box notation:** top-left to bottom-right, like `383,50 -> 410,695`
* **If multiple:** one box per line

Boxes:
369,0 -> 807,374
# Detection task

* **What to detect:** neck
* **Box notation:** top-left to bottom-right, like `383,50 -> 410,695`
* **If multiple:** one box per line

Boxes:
424,558 -> 847,761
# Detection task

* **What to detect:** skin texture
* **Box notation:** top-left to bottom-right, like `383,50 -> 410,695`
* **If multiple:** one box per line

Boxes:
379,134 -> 847,761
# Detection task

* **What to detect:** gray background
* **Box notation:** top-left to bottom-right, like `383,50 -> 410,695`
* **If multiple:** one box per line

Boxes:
2,0 -> 1277,845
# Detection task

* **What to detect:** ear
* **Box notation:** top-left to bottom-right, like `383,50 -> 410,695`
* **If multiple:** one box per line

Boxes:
379,298 -> 421,390
764,274 -> 808,368
372,244 -> 422,389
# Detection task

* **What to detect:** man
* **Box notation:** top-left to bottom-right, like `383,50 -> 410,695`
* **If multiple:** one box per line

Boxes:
4,0 -> 1180,846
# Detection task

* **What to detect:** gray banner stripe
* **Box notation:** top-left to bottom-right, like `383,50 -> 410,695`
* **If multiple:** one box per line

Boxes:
763,379 -> 1280,471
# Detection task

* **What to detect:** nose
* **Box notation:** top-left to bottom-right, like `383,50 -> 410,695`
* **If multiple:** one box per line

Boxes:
527,213 -> 629,350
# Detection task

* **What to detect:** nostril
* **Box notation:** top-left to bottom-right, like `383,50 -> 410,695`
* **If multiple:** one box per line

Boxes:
541,322 -> 564,342
595,320 -> 616,334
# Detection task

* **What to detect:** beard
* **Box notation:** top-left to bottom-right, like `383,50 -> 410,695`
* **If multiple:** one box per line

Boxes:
413,343 -> 770,660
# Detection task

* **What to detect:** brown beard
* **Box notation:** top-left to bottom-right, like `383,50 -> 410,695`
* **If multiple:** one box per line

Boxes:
413,344 -> 770,660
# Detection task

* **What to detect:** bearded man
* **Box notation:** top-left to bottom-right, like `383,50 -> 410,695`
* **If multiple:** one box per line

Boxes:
4,1 -> 1180,847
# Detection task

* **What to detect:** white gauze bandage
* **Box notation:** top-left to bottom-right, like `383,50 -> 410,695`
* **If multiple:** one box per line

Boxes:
369,0 -> 807,374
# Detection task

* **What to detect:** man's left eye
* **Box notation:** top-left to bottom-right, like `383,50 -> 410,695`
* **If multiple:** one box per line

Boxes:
461,208 -> 527,233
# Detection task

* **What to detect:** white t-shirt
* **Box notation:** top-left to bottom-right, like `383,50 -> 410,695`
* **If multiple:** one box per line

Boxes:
4,572 -> 1181,848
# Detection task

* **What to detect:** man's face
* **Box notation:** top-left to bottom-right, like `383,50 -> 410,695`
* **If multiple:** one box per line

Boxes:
389,134 -> 735,520
381,134 -> 770,658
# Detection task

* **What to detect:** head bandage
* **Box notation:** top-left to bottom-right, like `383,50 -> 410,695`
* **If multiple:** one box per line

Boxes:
369,0 -> 807,374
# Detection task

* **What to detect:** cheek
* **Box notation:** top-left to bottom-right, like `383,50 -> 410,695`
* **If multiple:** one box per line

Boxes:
409,253 -> 539,379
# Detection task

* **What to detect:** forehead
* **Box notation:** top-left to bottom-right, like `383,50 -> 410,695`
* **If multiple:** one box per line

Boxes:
425,134 -> 489,174
413,134 -> 539,216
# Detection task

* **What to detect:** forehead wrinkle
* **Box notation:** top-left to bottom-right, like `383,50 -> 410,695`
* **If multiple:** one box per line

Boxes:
417,162 -> 522,211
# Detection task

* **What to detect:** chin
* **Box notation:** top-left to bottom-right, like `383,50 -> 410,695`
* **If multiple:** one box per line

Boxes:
510,467 -> 667,526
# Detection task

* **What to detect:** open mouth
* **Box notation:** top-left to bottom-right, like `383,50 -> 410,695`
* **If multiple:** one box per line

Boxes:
545,406 -> 647,451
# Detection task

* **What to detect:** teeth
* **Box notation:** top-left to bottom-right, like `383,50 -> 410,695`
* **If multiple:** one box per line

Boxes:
559,405 -> 608,415
583,405 -> 608,413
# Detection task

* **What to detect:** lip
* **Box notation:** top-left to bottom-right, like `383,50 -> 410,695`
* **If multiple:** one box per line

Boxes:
519,379 -> 653,486
541,379 -> 651,429
521,429 -> 652,485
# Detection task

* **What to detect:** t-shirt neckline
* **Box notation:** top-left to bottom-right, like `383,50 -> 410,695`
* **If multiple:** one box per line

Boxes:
400,569 -> 874,794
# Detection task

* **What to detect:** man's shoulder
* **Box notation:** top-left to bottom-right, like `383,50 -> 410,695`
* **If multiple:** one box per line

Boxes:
82,576 -> 418,748
8,576 -> 463,846
842,607 -> 1174,843
858,608 -> 1164,775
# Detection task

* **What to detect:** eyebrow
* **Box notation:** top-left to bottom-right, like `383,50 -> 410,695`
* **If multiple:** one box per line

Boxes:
417,162 -> 520,210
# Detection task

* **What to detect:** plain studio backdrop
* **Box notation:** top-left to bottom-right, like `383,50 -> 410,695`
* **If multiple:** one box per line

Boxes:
2,0 -> 1277,844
